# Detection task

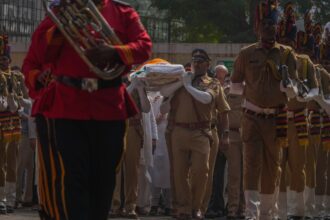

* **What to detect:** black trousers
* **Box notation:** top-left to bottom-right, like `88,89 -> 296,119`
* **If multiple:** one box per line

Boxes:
208,151 -> 227,212
36,115 -> 126,220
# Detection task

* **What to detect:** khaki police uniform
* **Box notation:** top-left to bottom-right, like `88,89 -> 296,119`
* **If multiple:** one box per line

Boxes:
224,88 -> 246,217
201,85 -> 230,214
169,75 -> 220,216
305,65 -> 330,217
231,42 -> 297,219
315,66 -> 330,217
277,54 -> 317,218
124,91 -> 144,213
319,42 -> 330,218
165,114 -> 178,215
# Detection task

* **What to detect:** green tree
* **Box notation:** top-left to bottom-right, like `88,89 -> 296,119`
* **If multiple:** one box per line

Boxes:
150,0 -> 252,43
147,0 -> 328,43
313,0 -> 330,24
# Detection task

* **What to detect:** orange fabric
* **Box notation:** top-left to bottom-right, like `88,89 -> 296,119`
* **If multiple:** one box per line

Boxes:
114,45 -> 134,65
58,153 -> 69,220
27,69 -> 40,91
49,146 -> 60,220
135,58 -> 170,71
37,140 -> 54,218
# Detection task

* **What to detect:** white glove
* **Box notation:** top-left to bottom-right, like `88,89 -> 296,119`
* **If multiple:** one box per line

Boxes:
280,79 -> 298,99
182,72 -> 193,87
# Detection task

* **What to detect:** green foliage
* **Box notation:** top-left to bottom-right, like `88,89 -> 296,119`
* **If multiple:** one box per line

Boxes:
148,0 -> 330,43
150,0 -> 251,43
313,0 -> 330,24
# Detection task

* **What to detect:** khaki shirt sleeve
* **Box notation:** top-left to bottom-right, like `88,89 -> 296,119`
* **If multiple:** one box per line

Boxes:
321,68 -> 330,95
231,52 -> 245,83
216,86 -> 231,113
307,59 -> 318,89
205,79 -> 220,102
287,50 -> 298,80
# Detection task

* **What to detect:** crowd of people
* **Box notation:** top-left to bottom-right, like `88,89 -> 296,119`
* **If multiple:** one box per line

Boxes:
0,0 -> 330,220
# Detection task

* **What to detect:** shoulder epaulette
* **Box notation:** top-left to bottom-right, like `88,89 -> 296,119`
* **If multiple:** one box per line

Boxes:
242,43 -> 257,51
296,53 -> 310,60
113,0 -> 131,7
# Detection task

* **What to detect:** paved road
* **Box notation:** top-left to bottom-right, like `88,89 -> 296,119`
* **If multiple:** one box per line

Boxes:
1,209 -> 227,220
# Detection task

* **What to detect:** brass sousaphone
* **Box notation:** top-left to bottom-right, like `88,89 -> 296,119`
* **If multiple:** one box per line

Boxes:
42,0 -> 125,80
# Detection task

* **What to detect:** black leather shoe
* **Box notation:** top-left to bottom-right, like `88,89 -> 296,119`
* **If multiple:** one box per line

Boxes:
177,213 -> 192,220
0,204 -> 6,214
6,205 -> 14,213
205,209 -> 217,218
149,206 -> 158,216
288,216 -> 304,220
215,210 -> 225,217
164,208 -> 171,216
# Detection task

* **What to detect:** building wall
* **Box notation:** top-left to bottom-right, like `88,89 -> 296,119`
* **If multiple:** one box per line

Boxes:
11,42 -> 248,68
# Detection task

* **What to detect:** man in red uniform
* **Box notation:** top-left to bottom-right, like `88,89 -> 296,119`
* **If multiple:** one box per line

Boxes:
22,1 -> 152,220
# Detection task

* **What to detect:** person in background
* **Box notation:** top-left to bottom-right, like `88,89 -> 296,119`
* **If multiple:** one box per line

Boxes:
204,65 -> 231,219
22,0 -> 152,219
230,1 -> 298,219
149,91 -> 172,217
16,97 -> 37,208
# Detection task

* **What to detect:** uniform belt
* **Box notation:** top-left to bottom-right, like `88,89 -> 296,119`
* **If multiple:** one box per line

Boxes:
243,108 -> 275,119
57,76 -> 122,92
175,122 -> 211,130
243,100 -> 277,114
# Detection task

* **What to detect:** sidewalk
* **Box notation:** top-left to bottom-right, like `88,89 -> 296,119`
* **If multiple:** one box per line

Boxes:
1,209 -> 227,220
1,209 -> 172,220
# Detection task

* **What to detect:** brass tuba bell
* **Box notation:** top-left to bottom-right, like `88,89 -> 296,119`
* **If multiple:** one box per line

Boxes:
42,0 -> 126,80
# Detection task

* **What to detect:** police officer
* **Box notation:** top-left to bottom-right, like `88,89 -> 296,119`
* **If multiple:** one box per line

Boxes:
230,1 -> 298,219
297,12 -> 315,58
201,65 -> 230,218
321,22 -> 330,219
0,32 -> 29,214
124,76 -> 151,219
161,49 -> 223,220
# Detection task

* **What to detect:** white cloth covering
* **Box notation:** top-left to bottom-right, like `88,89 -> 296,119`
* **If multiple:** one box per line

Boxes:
149,92 -> 171,189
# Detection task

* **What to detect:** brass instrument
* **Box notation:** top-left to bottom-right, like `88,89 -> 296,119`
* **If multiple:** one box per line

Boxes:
42,0 -> 125,80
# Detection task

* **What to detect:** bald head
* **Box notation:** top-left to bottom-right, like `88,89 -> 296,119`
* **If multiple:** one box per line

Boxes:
215,65 -> 228,86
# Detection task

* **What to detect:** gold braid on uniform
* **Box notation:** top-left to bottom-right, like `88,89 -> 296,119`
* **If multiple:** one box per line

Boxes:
268,48 -> 292,148
276,107 -> 288,148
321,112 -> 330,151
2,68 -> 22,142
293,109 -> 309,146
309,110 -> 322,144
0,70 -> 11,143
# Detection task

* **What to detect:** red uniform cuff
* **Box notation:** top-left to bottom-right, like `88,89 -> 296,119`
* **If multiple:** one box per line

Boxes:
27,69 -> 41,91
114,45 -> 134,65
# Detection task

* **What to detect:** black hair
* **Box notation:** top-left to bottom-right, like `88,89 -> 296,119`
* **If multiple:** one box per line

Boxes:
191,48 -> 211,61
